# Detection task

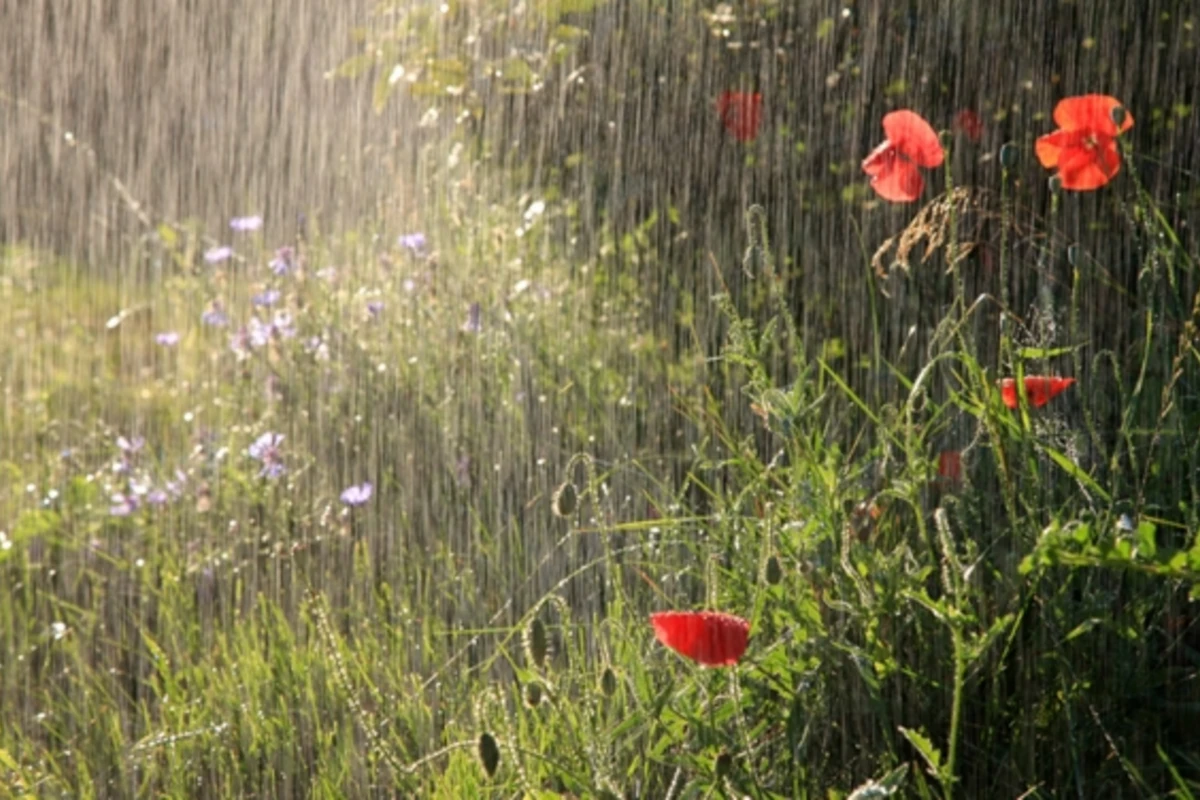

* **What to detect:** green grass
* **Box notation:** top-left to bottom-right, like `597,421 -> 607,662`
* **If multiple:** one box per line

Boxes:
3,138 -> 1200,800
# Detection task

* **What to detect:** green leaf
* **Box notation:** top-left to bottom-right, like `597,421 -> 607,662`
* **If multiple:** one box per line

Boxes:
898,726 -> 943,776
1040,445 -> 1111,503
848,763 -> 909,799
1134,520 -> 1157,559
1017,344 -> 1085,359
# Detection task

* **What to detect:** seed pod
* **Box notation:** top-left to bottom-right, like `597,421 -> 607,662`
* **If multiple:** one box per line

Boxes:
600,666 -> 618,697
551,481 -> 578,518
1067,243 -> 1081,267
478,732 -> 501,777
523,681 -> 543,708
999,142 -> 1019,169
525,617 -> 549,669
1048,174 -> 1062,194
1110,105 -> 1127,127
765,555 -> 783,585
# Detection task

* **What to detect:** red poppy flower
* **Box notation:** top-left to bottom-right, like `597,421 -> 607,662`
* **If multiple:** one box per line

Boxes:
862,110 -> 944,203
650,611 -> 750,667
998,376 -> 1076,409
717,91 -> 763,143
952,109 -> 984,143
1035,95 -> 1133,191
937,450 -> 963,487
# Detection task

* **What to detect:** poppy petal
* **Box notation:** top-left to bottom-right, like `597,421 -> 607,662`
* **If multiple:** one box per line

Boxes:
953,109 -> 984,143
869,158 -> 925,203
651,611 -> 750,667
1053,94 -> 1133,137
999,376 -> 1076,409
882,110 -> 944,168
718,91 -> 763,143
861,139 -> 894,177
1035,129 -> 1079,169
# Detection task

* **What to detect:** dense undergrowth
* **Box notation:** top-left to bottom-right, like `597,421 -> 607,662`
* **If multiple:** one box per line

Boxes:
4,1 -> 1200,798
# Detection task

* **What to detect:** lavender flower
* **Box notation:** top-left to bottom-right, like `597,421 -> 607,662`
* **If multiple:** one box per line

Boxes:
110,492 -> 139,516
155,331 -> 180,347
269,246 -> 295,276
398,232 -> 427,254
204,246 -> 234,264
340,481 -> 373,507
247,432 -> 286,479
202,301 -> 229,327
252,288 -> 282,307
146,489 -> 169,506
367,300 -> 384,319
304,335 -> 330,361
230,215 -> 263,232
117,436 -> 145,455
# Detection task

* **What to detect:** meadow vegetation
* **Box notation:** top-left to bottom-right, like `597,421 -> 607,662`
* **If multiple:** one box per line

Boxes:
3,0 -> 1200,797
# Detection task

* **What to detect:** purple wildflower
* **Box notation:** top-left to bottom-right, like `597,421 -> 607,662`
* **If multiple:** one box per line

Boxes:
110,493 -> 139,516
271,310 -> 297,339
304,335 -> 330,361
269,246 -> 295,276
155,331 -> 180,347
202,301 -> 229,327
398,232 -> 427,254
462,302 -> 482,334
247,432 -> 286,479
117,436 -> 145,455
367,300 -> 385,319
146,489 -> 170,506
230,326 -> 252,360
340,481 -> 373,507
204,246 -> 234,264
230,215 -> 263,232
252,288 -> 282,307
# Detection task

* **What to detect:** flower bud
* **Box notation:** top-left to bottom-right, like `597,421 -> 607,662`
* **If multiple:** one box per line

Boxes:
1110,105 -> 1127,127
1048,174 -> 1062,193
1067,243 -> 1081,267
999,142 -> 1019,169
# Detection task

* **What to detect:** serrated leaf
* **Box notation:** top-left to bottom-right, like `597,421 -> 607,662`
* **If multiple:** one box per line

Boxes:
898,726 -> 943,776
848,763 -> 910,799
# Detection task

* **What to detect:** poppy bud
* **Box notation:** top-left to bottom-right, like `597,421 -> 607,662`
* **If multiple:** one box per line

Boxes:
938,129 -> 953,150
600,666 -> 618,697
1110,105 -> 1127,127
999,142 -> 1019,169
551,481 -> 578,518
523,681 -> 543,708
478,732 -> 501,777
525,617 -> 549,669
765,555 -> 783,585
1048,174 -> 1062,193
1067,243 -> 1081,267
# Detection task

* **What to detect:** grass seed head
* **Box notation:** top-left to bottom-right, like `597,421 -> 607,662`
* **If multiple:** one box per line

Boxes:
525,617 -> 549,669
477,732 -> 501,778
551,481 -> 578,518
